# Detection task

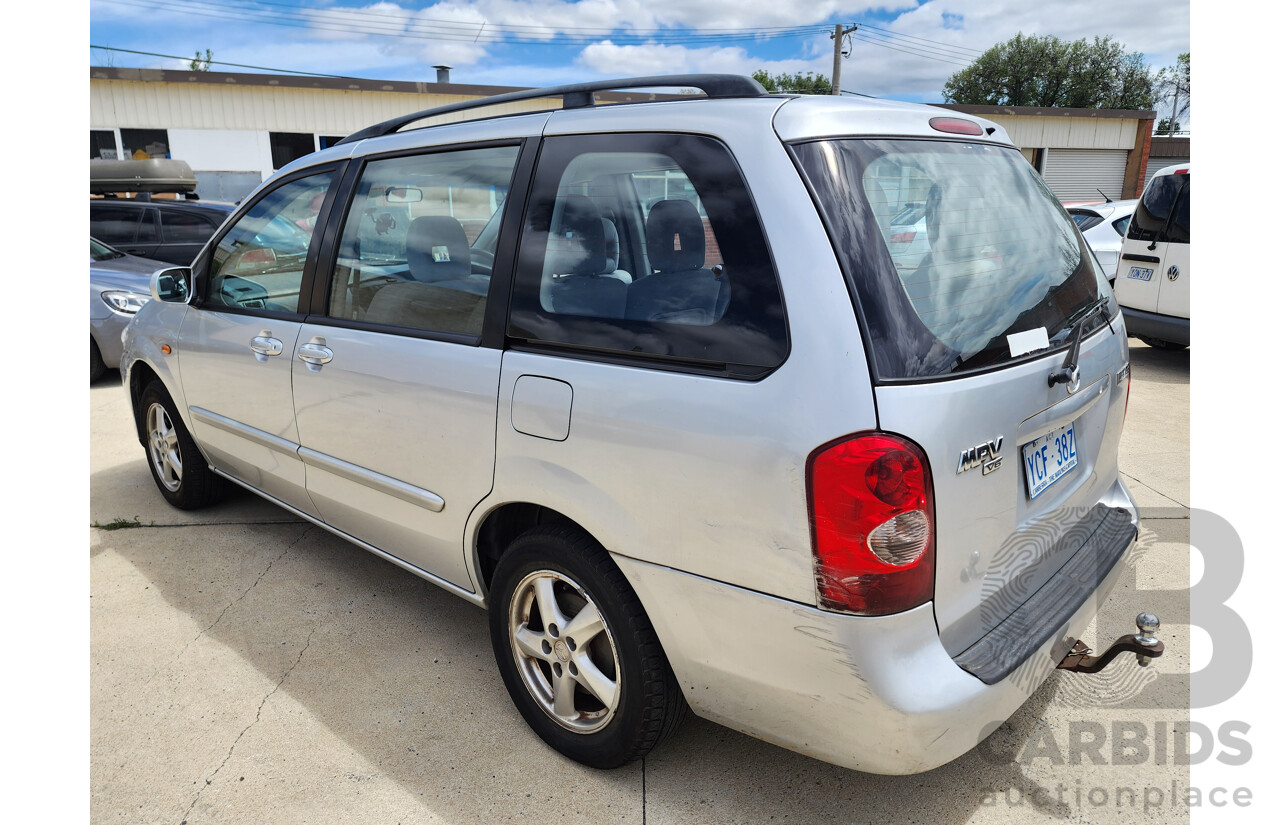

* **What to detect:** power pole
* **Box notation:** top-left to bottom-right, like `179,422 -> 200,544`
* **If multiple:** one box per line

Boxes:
831,24 -> 843,95
831,24 -> 857,96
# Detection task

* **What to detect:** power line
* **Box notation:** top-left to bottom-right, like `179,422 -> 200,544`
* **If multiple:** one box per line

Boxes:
201,0 -> 836,37
852,27 -> 983,62
99,0 -> 833,46
855,22 -> 985,55
849,31 -> 973,67
90,45 -> 357,77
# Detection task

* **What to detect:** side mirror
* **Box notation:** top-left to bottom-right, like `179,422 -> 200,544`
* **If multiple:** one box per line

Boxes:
150,267 -> 192,303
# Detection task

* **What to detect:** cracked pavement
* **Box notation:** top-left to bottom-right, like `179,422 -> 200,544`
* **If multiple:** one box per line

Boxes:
90,340 -> 1189,824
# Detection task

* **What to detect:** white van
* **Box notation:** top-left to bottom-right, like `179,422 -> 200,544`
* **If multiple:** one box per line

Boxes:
1114,163 -> 1190,348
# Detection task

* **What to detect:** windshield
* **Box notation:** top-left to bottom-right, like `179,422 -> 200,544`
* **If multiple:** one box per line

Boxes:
90,237 -> 124,262
793,138 -> 1110,380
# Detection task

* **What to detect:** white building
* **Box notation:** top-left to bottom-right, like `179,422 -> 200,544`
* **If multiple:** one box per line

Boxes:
90,66 -> 1163,203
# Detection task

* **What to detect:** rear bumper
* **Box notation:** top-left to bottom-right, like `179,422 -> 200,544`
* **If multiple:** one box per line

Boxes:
1121,306 -> 1189,346
613,505 -> 1139,775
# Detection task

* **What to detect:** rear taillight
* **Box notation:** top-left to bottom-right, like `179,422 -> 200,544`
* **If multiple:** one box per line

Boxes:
807,433 -> 935,615
888,231 -> 916,243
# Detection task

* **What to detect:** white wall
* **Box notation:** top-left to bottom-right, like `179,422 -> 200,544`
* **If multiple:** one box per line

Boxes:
167,128 -> 272,180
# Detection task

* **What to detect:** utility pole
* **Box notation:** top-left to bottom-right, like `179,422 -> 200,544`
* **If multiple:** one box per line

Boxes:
831,24 -> 857,96
831,24 -> 843,95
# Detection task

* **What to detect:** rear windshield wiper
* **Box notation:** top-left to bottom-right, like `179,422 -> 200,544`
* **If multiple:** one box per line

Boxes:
1048,296 -> 1113,388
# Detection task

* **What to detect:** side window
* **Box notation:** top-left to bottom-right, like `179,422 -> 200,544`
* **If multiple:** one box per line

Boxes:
507,133 -> 787,376
205,171 -> 334,314
327,145 -> 519,337
90,205 -> 141,245
160,210 -> 217,244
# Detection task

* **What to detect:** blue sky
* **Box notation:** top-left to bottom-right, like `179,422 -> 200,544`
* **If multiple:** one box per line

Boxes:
90,0 -> 1189,110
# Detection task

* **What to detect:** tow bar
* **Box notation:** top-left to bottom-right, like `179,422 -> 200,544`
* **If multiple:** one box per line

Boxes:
1057,612 -> 1164,673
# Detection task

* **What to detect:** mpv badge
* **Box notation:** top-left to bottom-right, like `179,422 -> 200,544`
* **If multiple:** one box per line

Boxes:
958,436 -> 1004,475
1167,265 -> 1180,281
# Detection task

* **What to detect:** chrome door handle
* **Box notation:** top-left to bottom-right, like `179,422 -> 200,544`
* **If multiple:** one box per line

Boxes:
297,342 -> 334,369
249,335 -> 283,362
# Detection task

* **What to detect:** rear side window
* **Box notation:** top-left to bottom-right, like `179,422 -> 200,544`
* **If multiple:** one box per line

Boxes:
326,144 -> 520,337
507,133 -> 787,377
1128,171 -> 1189,243
90,204 -> 142,245
160,210 -> 218,244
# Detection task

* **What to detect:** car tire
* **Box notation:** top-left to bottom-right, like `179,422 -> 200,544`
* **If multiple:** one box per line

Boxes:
90,338 -> 106,384
488,523 -> 688,769
138,380 -> 227,510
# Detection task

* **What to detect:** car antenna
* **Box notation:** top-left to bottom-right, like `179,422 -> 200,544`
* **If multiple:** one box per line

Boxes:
1096,188 -> 1112,203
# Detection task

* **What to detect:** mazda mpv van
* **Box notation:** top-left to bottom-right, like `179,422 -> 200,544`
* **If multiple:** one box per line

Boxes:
121,74 -> 1154,775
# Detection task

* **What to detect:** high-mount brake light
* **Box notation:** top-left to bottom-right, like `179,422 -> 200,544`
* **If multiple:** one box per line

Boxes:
928,117 -> 984,136
807,433 -> 935,616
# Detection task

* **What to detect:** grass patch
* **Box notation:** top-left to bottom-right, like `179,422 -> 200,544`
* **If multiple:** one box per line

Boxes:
93,516 -> 148,531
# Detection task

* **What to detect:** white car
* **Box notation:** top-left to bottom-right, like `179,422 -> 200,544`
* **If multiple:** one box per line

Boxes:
1113,164 -> 1190,348
1067,199 -> 1137,284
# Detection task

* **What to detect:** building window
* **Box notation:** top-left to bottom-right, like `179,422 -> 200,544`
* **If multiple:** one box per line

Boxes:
91,130 -> 118,160
270,132 -> 316,170
318,135 -> 345,150
120,128 -> 171,160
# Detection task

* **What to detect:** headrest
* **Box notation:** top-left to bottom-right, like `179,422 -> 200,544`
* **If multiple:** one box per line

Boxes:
407,216 -> 471,283
546,195 -> 606,277
601,218 -> 620,272
646,199 -> 705,273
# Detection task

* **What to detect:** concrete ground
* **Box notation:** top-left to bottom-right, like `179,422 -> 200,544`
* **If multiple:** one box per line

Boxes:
90,341 -> 1190,824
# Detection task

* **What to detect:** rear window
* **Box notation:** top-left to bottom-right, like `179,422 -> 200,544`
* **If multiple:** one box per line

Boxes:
793,138 -> 1111,380
1069,211 -> 1104,232
1128,171 -> 1189,243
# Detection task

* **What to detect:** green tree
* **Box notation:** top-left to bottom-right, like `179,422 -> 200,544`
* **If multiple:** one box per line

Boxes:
1153,52 -> 1190,132
942,34 -> 1154,109
189,49 -> 213,72
752,69 -> 832,95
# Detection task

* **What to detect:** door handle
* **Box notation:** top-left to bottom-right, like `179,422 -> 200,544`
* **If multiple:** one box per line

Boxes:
249,334 -> 283,362
297,342 -> 334,371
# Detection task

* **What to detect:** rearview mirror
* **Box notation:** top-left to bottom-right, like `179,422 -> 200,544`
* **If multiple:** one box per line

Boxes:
150,267 -> 192,304
384,186 -> 423,204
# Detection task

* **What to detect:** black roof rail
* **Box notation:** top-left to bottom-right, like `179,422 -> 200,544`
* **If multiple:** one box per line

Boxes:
335,74 -> 768,146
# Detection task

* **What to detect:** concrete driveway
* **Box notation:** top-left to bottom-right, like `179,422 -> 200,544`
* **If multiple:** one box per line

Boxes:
91,341 -> 1190,824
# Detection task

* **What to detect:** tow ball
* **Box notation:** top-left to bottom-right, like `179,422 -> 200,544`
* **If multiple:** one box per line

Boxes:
1057,613 -> 1164,673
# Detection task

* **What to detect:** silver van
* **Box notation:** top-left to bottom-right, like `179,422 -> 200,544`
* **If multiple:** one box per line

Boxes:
121,74 -> 1159,775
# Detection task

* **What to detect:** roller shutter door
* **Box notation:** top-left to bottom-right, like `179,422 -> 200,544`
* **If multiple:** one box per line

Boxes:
1041,149 -> 1129,202
1145,157 -> 1190,190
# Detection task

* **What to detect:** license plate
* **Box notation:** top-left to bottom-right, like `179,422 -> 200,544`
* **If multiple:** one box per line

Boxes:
1022,423 -> 1078,500
1127,266 -> 1154,281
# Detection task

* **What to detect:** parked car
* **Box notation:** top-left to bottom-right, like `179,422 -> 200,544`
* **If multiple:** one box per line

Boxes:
89,197 -> 234,266
1067,199 -> 1137,284
1113,164 -> 1189,349
121,75 -> 1156,775
90,237 -> 165,382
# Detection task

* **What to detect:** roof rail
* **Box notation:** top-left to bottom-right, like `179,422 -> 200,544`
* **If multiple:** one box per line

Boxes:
335,74 -> 768,146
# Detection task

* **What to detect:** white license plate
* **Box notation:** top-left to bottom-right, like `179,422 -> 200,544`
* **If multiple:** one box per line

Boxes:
1127,266 -> 1154,281
1022,423 -> 1078,500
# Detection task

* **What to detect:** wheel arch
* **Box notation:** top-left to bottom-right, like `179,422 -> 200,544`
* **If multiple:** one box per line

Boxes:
472,501 -> 589,599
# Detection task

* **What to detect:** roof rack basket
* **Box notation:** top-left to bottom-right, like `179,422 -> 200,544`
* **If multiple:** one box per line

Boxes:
337,74 -> 768,145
